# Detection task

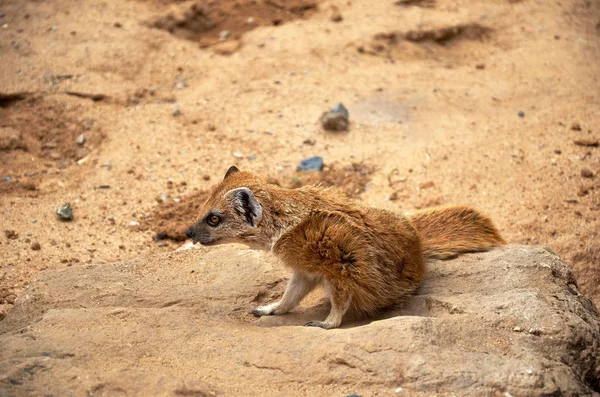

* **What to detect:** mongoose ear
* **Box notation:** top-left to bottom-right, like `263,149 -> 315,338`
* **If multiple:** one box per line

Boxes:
224,166 -> 240,180
226,187 -> 263,227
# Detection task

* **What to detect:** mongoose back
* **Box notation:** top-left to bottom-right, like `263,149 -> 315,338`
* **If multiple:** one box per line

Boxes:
186,166 -> 506,329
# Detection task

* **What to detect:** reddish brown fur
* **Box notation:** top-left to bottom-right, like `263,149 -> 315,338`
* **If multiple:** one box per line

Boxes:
408,206 -> 506,259
187,167 -> 506,329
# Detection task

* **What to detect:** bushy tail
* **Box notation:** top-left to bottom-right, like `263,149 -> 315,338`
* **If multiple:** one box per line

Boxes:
408,206 -> 506,260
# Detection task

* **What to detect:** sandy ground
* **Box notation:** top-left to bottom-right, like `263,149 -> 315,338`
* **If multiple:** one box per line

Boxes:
1,0 -> 599,320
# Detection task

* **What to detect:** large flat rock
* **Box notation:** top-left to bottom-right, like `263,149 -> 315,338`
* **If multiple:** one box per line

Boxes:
0,245 -> 598,396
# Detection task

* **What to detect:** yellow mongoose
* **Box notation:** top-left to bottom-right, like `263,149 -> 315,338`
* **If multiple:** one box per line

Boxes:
186,166 -> 506,329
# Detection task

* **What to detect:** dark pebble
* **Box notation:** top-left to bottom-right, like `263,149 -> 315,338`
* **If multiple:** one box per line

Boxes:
518,111 -> 525,118
297,156 -> 324,172
581,168 -> 594,178
321,103 -> 349,131
155,232 -> 168,240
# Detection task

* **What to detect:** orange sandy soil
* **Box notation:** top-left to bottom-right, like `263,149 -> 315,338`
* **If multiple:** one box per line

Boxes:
0,0 -> 599,316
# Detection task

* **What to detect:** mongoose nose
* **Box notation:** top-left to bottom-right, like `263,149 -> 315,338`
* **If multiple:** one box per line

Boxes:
186,227 -> 194,239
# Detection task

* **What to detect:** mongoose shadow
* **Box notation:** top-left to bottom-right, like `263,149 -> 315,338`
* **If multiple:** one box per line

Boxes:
187,166 -> 506,330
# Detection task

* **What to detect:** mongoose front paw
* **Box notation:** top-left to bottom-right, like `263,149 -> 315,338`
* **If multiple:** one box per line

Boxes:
251,307 -> 275,317
304,321 -> 335,329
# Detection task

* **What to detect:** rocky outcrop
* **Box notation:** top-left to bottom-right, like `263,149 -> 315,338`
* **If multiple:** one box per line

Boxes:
0,245 -> 598,396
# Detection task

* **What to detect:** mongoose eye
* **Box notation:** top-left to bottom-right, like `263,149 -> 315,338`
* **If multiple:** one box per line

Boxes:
207,214 -> 221,227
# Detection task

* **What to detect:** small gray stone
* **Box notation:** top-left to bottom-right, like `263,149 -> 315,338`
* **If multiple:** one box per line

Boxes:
331,103 -> 349,119
518,111 -> 525,118
321,103 -> 349,131
3,176 -> 11,183
297,156 -> 324,172
172,106 -> 181,117
55,203 -> 74,221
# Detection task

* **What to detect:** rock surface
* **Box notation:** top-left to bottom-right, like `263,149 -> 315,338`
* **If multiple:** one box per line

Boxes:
1,245 -> 599,396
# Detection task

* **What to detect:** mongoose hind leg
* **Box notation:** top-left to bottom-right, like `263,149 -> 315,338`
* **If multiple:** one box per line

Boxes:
274,210 -> 370,329
252,271 -> 319,317
305,280 -> 351,329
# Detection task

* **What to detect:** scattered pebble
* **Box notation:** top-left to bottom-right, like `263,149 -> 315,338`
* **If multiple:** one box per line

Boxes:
172,106 -> 181,117
321,103 -> 349,131
581,168 -> 594,178
419,181 -> 435,189
573,138 -> 599,147
55,203 -> 74,221
219,30 -> 230,40
388,191 -> 400,201
518,111 -> 525,118
128,221 -> 140,227
297,156 -> 324,172
75,134 -> 86,145
577,186 -> 589,197
174,78 -> 186,90
475,63 -> 485,69
513,326 -> 523,332
3,176 -> 11,183
107,216 -> 115,224
571,122 -> 582,131
157,192 -> 168,202
528,328 -> 541,336
303,138 -> 316,145
31,242 -> 41,251
395,387 -> 404,393
247,17 -> 255,24
32,218 -> 37,223
248,154 -> 257,160
232,152 -> 244,159
155,231 -> 168,240
330,6 -> 343,22
0,12 -> 5,19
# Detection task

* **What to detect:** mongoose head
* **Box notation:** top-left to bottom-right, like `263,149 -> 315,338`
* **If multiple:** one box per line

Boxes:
186,166 -> 266,248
